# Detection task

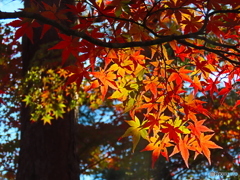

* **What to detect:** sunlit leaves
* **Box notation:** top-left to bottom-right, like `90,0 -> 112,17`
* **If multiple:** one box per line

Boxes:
168,66 -> 193,85
161,124 -> 183,143
178,136 -> 190,168
169,132 -> 223,168
182,15 -> 203,33
22,67 -> 80,124
198,133 -> 223,164
188,119 -> 214,138
41,114 -> 53,125
141,134 -> 173,168
4,0 -> 240,170
91,69 -> 118,99
63,62 -> 90,90
143,76 -> 159,98
119,116 -> 148,152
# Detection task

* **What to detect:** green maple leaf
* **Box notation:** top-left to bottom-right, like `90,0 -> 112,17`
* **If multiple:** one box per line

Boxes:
52,103 -> 66,119
42,114 -> 54,125
119,116 -> 148,152
23,95 -> 32,105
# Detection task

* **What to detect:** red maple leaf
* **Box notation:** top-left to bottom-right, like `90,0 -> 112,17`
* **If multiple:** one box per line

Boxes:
161,123 -> 183,143
49,33 -> 80,64
8,18 -> 40,43
64,61 -> 90,91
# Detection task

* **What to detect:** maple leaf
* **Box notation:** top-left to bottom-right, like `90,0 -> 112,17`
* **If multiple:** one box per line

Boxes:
218,82 -> 232,103
22,95 -> 32,106
129,50 -> 146,66
41,2 -> 67,21
189,76 -> 202,95
119,116 -> 148,152
104,0 -> 130,17
161,117 -> 190,143
206,15 -> 225,37
42,114 -> 53,125
142,113 -> 171,130
40,24 -> 52,39
170,135 -> 196,168
204,78 -> 219,98
141,135 -> 173,168
193,59 -> 216,78
143,76 -> 159,98
7,18 -> 40,43
161,123 -> 183,143
137,101 -> 159,114
188,119 -> 214,138
171,44 -> 190,61
168,66 -> 193,85
91,69 -> 118,99
52,103 -> 66,119
182,15 -> 202,33
64,62 -> 90,90
198,133 -> 223,164
108,75 -> 138,102
181,93 -> 210,118
66,1 -> 87,15
123,98 -> 135,113
179,136 -> 190,168
49,33 -> 80,64
110,87 -> 129,101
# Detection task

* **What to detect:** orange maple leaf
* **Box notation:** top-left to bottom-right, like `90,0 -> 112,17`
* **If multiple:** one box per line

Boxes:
170,135 -> 197,168
188,120 -> 214,138
91,70 -> 118,99
143,76 -> 159,98
199,133 -> 223,164
141,135 -> 173,168
168,66 -> 193,85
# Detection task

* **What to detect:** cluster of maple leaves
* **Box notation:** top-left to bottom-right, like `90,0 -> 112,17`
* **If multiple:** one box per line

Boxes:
1,0 -> 239,168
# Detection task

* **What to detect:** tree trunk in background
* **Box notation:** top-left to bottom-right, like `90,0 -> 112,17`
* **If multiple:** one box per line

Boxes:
16,0 -> 79,180
154,157 -> 173,180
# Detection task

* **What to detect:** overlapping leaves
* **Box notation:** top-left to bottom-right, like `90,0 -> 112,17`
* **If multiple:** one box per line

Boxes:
5,0 -> 240,168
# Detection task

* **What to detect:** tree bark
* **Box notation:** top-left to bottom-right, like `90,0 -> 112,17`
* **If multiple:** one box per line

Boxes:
16,0 -> 79,180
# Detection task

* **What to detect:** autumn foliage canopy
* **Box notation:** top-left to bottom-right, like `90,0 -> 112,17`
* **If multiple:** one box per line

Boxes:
0,0 -> 239,168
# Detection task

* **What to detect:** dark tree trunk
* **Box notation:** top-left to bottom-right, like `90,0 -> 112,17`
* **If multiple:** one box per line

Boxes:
154,157 -> 173,180
16,0 -> 79,180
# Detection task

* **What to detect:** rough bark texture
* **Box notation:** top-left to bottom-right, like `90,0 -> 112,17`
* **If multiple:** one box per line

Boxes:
16,0 -> 79,180
17,110 -> 79,180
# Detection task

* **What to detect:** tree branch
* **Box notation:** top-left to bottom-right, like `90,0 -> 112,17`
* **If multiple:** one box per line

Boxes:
198,8 -> 240,34
0,11 -> 198,48
178,39 -> 240,65
0,10 -> 239,66
196,36 -> 240,52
